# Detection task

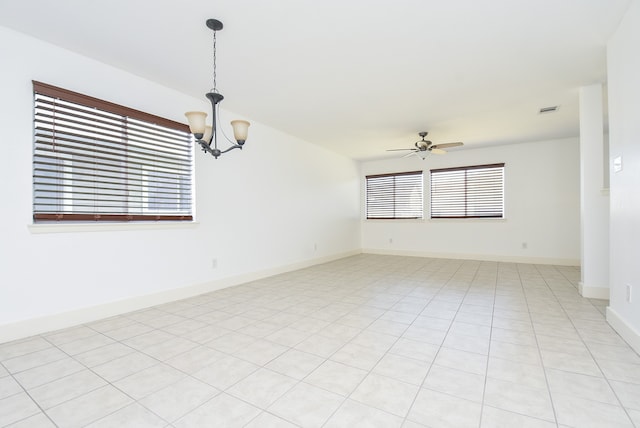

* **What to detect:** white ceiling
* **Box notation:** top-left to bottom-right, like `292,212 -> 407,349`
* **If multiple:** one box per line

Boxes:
0,0 -> 630,160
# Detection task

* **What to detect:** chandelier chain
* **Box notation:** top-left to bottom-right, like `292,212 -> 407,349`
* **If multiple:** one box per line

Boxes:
212,29 -> 217,92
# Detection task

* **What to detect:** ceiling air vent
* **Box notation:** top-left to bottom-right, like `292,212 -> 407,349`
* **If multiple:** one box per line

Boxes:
539,106 -> 559,114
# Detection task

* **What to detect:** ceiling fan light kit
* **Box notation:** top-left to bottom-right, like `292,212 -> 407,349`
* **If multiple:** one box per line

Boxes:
185,19 -> 250,159
387,132 -> 464,160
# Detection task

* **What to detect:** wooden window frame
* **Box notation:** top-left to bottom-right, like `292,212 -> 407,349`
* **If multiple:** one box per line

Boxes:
32,81 -> 193,222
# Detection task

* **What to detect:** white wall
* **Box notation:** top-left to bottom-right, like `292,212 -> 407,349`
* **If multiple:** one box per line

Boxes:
0,27 -> 360,342
606,0 -> 640,353
361,138 -> 580,265
578,84 -> 610,299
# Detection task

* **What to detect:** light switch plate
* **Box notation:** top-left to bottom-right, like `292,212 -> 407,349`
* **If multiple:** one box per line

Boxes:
613,156 -> 623,173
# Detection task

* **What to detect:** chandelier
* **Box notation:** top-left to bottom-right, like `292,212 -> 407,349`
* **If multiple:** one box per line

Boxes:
185,19 -> 250,159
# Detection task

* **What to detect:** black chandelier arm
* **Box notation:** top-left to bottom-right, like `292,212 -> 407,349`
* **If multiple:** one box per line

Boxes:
213,103 -> 245,148
197,140 -> 222,158
219,144 -> 243,154
205,92 -> 224,145
196,139 -> 243,159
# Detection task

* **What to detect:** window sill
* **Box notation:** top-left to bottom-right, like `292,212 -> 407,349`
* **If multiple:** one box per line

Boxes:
429,217 -> 507,222
363,218 -> 506,223
28,221 -> 200,234
364,218 -> 426,223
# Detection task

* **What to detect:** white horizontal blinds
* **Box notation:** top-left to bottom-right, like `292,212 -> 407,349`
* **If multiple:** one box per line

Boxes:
430,163 -> 504,218
366,171 -> 423,219
33,81 -> 193,222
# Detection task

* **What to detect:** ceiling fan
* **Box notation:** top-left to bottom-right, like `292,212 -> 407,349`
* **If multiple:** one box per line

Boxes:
387,132 -> 464,159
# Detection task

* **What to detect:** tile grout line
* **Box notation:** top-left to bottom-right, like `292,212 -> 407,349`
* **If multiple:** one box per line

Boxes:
518,264 -> 561,427
477,260 -> 499,428
0,360 -> 60,427
535,264 -> 637,426
314,265 -> 435,426
400,260 -> 480,427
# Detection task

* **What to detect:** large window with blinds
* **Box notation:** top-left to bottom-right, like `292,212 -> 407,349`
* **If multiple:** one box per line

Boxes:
430,163 -> 504,219
365,171 -> 423,219
32,81 -> 193,222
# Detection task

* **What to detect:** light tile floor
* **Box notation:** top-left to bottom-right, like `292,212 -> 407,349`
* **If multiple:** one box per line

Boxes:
1,254 -> 639,427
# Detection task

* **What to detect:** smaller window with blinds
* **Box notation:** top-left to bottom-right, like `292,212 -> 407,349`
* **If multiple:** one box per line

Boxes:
32,81 -> 193,222
366,171 -> 423,219
430,163 -> 504,219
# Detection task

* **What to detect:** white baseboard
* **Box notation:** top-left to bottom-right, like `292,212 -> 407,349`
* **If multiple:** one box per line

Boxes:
607,306 -> 640,355
0,249 -> 361,344
362,248 -> 580,266
578,281 -> 610,300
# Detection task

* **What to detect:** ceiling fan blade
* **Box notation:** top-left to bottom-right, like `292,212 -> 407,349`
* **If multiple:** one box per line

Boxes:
402,151 -> 418,158
386,148 -> 415,152
431,148 -> 447,155
432,142 -> 463,149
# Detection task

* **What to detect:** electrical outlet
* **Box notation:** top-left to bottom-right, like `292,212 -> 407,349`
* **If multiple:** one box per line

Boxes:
522,242 -> 528,249
389,238 -> 393,244
626,284 -> 632,303
314,243 -> 318,251
211,258 -> 218,269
